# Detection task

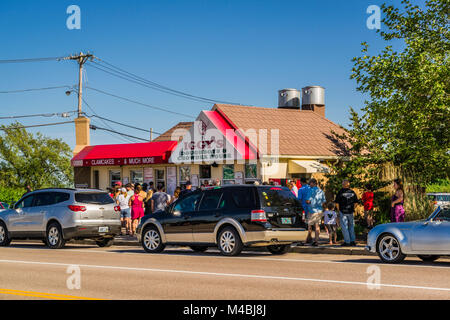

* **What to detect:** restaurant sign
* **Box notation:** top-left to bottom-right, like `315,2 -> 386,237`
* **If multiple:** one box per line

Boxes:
170,111 -> 256,164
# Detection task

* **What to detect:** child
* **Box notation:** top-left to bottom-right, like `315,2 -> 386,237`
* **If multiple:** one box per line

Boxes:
324,202 -> 338,245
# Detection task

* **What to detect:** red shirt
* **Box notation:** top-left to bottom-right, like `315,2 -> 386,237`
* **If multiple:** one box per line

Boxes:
362,191 -> 374,211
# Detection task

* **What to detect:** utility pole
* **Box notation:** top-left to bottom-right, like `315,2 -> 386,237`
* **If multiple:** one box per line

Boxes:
150,128 -> 153,141
63,52 -> 93,117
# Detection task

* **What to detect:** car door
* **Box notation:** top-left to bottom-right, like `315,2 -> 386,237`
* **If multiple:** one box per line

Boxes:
8,194 -> 35,233
163,192 -> 202,243
191,189 -> 225,243
411,208 -> 450,253
29,192 -> 54,232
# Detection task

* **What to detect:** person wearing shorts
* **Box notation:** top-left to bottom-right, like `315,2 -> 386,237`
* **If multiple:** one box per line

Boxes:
306,179 -> 326,246
116,188 -> 131,235
324,202 -> 338,245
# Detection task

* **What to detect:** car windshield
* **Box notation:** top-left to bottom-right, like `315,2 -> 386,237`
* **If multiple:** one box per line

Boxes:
428,206 -> 445,221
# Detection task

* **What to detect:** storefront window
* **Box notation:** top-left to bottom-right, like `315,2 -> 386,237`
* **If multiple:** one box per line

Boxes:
155,169 -> 165,190
109,170 -> 121,188
130,170 -> 143,184
223,164 -> 235,184
245,164 -> 257,180
200,165 -> 211,179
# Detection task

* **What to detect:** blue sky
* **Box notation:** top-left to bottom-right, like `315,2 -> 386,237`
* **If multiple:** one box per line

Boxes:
0,0 -> 414,148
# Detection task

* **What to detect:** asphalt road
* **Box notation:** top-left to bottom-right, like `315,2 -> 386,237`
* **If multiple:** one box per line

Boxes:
0,242 -> 449,300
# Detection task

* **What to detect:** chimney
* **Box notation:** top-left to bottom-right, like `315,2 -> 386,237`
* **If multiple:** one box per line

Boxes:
278,88 -> 301,109
302,86 -> 325,117
73,116 -> 90,155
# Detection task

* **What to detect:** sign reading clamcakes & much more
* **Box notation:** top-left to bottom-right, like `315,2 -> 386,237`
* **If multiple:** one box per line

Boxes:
72,157 -> 157,167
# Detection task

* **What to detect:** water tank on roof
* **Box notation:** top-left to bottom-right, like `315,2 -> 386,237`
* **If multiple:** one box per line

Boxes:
302,86 -> 325,106
278,88 -> 301,109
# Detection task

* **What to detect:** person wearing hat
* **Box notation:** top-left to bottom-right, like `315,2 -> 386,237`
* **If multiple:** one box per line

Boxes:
179,181 -> 193,199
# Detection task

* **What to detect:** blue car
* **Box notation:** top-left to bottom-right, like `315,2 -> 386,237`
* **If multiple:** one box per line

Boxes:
366,206 -> 450,263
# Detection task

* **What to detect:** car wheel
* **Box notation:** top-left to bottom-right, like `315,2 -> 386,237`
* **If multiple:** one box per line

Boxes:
0,222 -> 11,246
417,255 -> 440,262
142,226 -> 165,253
267,244 -> 290,255
190,246 -> 208,253
46,222 -> 66,249
377,234 -> 406,263
95,238 -> 114,247
217,227 -> 243,256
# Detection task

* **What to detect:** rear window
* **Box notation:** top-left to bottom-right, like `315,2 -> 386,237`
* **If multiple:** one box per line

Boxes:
436,195 -> 450,202
75,192 -> 114,205
258,187 -> 300,208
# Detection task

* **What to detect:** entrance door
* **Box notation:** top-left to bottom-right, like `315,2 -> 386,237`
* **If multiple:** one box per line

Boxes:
155,169 -> 165,190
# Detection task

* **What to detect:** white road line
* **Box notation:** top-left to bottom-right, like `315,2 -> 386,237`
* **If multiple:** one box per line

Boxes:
0,258 -> 449,293
2,245 -> 449,271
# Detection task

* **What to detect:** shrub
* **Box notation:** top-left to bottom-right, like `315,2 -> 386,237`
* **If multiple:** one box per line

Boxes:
0,186 -> 24,206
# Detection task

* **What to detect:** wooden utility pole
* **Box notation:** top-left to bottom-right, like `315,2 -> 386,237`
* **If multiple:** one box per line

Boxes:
150,128 -> 153,141
63,52 -> 93,117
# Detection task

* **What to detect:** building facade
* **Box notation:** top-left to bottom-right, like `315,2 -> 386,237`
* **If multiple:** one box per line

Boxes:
72,87 -> 346,194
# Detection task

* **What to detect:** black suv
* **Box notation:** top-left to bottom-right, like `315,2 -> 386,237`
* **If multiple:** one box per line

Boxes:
136,185 -> 307,256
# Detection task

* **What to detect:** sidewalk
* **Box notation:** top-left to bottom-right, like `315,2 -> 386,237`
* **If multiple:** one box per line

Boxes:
66,232 -> 375,256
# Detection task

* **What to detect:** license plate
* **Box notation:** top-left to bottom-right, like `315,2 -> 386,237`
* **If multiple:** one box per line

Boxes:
281,217 -> 292,224
98,227 -> 109,233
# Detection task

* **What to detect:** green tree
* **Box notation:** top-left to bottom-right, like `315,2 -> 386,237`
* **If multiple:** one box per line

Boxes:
350,0 -> 449,186
0,122 -> 74,190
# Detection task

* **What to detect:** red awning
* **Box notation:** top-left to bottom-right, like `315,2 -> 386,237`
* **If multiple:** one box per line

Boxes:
71,141 -> 178,167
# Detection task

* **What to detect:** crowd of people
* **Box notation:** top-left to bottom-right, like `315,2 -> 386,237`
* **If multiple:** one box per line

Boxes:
107,181 -> 181,236
106,176 -> 406,246
291,177 -> 405,246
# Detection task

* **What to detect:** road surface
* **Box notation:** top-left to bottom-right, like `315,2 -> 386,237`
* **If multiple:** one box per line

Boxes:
0,242 -> 449,300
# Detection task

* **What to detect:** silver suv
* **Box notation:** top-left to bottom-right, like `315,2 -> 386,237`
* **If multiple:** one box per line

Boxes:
0,188 -> 121,249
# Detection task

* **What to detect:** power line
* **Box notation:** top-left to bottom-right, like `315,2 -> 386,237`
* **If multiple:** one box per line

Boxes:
0,121 -> 74,130
85,86 -> 195,119
87,114 -> 162,135
0,56 -> 67,64
89,124 -> 148,142
0,85 -> 72,94
0,111 -> 76,120
81,97 -> 139,144
89,58 -> 242,105
87,61 -> 218,105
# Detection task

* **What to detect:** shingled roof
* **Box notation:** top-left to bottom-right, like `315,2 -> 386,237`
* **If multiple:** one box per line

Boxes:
152,122 -> 193,142
212,104 -> 347,157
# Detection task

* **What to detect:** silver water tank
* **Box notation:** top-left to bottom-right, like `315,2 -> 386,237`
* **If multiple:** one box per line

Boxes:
278,88 -> 301,109
302,86 -> 325,106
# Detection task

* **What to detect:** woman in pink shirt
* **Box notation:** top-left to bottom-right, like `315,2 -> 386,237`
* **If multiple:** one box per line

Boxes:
129,185 -> 145,236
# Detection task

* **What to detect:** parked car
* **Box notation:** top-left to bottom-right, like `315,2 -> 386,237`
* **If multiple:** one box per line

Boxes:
0,202 -> 9,210
0,188 -> 121,249
366,206 -> 450,263
426,193 -> 450,208
136,185 -> 307,256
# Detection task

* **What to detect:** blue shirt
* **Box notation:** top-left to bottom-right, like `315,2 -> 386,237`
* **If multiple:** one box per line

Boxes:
298,185 -> 311,214
307,186 -> 326,213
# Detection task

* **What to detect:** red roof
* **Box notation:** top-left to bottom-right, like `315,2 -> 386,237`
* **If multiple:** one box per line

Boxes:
203,110 -> 258,160
72,141 -> 178,167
